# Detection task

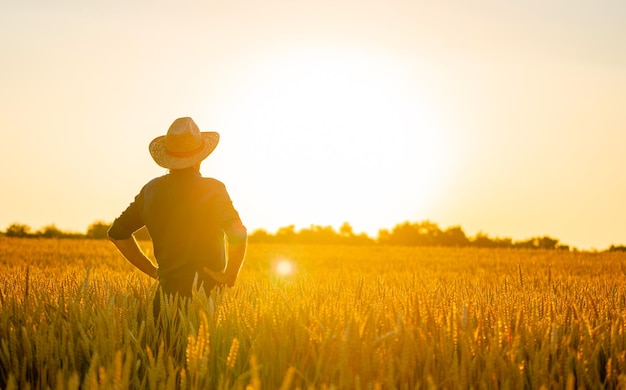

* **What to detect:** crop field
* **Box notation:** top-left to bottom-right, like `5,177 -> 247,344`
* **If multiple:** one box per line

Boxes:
1,237 -> 626,389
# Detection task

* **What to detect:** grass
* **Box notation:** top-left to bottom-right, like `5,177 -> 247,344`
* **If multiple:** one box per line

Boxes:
1,237 -> 626,389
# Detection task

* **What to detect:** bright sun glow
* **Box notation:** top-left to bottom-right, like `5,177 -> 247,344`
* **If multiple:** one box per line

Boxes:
220,46 -> 451,234
274,259 -> 296,276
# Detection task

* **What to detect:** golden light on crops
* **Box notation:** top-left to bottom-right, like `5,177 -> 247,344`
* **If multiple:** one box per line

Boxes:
3,238 -> 626,388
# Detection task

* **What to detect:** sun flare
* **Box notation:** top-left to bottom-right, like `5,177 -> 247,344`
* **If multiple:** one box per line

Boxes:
274,259 -> 296,276
221,46 -> 451,234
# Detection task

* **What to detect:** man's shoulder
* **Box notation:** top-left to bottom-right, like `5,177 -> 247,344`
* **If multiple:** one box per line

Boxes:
200,176 -> 224,184
143,174 -> 169,188
198,177 -> 227,190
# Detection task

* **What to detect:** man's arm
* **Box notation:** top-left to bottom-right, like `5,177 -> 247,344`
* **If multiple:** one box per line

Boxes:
107,189 -> 156,278
108,235 -> 158,279
205,222 -> 247,287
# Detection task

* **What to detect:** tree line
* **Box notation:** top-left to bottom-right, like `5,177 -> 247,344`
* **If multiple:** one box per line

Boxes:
2,220 -> 625,252
1,221 -> 151,241
248,221 -> 577,250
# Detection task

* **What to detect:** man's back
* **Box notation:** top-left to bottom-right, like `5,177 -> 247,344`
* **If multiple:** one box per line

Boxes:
141,168 -> 238,280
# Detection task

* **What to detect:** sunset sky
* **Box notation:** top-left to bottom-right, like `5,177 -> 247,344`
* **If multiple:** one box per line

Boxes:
1,0 -> 625,250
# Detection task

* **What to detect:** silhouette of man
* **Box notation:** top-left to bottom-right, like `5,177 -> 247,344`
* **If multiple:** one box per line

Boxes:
108,117 -> 247,300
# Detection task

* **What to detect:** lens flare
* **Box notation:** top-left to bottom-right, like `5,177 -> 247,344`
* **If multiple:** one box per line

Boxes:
275,259 -> 295,276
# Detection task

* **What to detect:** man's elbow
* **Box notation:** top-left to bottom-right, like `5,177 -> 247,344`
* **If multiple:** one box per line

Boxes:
107,228 -> 120,243
107,226 -> 131,245
107,233 -> 124,248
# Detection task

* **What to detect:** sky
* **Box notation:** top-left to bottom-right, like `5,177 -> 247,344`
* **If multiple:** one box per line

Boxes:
1,0 -> 625,250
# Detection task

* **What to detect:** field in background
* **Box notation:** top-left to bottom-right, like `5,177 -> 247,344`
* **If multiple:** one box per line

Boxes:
1,237 -> 626,389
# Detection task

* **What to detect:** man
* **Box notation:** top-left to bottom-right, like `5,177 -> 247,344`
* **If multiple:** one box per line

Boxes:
108,117 -> 247,299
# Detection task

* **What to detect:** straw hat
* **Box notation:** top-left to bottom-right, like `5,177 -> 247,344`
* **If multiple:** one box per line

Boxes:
149,117 -> 220,169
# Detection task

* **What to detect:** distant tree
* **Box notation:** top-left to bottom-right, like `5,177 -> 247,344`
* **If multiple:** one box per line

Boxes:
514,236 -> 559,250
440,226 -> 470,247
339,222 -> 354,237
38,224 -> 63,238
276,225 -> 296,243
495,237 -> 513,248
86,221 -> 111,239
384,221 -> 444,246
5,223 -> 32,237
472,231 -> 494,248
516,238 -> 535,249
387,222 -> 421,246
608,245 -> 626,252
416,221 -> 442,246
535,236 -> 559,250
248,228 -> 272,243
377,229 -> 391,245
338,222 -> 374,245
351,232 -> 375,246
471,232 -> 512,248
298,225 -> 339,245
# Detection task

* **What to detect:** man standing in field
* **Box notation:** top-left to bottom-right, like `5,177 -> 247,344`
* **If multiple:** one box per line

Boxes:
107,117 -> 247,300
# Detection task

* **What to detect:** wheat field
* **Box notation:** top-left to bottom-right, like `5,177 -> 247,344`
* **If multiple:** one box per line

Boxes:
1,237 -> 626,389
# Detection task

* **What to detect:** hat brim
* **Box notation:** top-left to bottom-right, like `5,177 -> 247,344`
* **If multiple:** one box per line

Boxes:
149,132 -> 220,169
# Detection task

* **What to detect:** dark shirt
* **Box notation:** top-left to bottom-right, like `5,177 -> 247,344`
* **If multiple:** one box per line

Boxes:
108,168 -> 246,294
